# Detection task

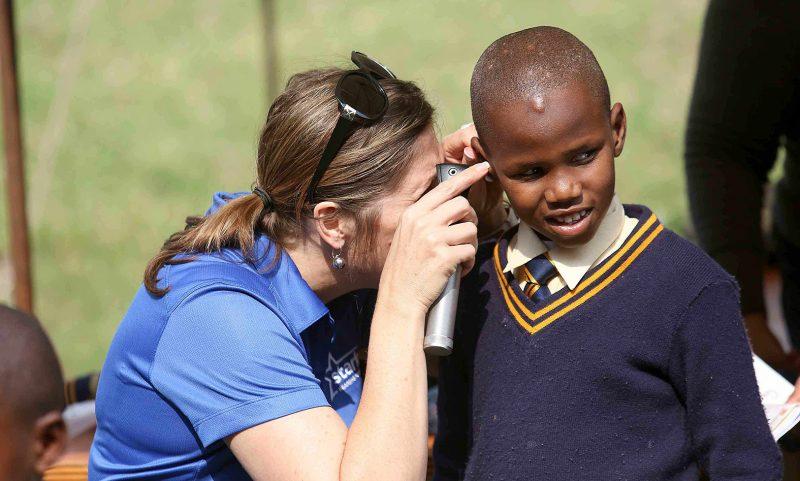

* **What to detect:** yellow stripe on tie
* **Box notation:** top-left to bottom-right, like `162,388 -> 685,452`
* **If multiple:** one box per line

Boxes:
514,266 -> 534,286
524,283 -> 540,297
523,266 -> 534,284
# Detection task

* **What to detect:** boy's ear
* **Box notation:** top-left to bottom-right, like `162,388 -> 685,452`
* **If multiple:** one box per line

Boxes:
469,137 -> 494,181
313,201 -> 353,251
610,102 -> 627,157
32,411 -> 67,475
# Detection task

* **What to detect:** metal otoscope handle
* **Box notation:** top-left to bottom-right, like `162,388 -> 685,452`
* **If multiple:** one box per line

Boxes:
424,163 -> 470,356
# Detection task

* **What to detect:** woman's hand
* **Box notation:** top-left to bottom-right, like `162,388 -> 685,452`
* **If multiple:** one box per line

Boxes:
379,161 -> 490,316
442,124 -> 506,238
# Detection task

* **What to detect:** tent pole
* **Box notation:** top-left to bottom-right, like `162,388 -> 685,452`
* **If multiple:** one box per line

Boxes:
262,0 -> 279,103
0,0 -> 33,313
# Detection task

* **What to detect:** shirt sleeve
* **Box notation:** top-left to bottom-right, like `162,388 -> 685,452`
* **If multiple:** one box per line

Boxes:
150,288 -> 329,447
668,280 -> 782,480
684,0 -> 800,314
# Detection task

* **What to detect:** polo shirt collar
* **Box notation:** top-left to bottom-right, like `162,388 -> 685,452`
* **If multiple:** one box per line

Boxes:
206,191 -> 342,334
503,195 -> 626,290
253,232 -> 330,334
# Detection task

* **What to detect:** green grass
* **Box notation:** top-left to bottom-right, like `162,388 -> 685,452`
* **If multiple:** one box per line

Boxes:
1,0 -> 706,375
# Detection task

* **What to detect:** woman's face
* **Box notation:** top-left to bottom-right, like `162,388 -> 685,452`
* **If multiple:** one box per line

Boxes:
361,127 -> 444,284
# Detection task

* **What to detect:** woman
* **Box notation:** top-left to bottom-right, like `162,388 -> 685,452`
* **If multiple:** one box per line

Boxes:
88,57 -> 492,481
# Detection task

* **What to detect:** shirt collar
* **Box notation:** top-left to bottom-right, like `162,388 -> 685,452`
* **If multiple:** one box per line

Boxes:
252,234 -> 330,334
504,195 -> 626,290
201,191 -> 332,334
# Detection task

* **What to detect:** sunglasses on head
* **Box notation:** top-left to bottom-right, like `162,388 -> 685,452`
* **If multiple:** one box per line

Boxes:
306,51 -> 397,203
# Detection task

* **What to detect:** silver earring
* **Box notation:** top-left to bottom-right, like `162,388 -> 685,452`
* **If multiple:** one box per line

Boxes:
332,249 -> 346,270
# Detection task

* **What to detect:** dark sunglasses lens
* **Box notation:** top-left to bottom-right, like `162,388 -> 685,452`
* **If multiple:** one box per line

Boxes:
351,51 -> 396,80
337,73 -> 387,119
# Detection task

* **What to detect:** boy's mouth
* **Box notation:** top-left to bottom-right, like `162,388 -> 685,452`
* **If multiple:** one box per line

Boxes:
546,208 -> 592,226
544,207 -> 594,239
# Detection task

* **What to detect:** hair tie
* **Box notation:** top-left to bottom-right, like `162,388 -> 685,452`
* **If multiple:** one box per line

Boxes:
252,187 -> 274,212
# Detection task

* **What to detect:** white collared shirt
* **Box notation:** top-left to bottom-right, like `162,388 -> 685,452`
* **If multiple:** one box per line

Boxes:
503,195 -> 638,293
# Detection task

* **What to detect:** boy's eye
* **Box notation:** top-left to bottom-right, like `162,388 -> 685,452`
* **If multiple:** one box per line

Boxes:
573,149 -> 597,164
515,166 -> 545,180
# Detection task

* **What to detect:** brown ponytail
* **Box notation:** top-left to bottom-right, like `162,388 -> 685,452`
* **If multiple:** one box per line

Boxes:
143,67 -> 434,296
144,194 -> 265,295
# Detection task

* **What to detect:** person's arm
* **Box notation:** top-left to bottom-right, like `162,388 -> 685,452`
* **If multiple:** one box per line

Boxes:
229,296 -> 429,481
668,280 -> 782,480
229,162 -> 489,481
684,0 -> 797,366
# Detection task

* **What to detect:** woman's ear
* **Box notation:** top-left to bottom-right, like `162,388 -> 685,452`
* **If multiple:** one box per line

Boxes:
313,201 -> 354,251
32,411 -> 66,475
610,102 -> 627,157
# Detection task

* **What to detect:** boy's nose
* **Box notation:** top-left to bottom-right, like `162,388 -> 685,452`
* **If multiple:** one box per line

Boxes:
544,177 -> 582,206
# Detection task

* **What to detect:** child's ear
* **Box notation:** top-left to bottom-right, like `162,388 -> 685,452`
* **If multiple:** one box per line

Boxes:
32,411 -> 67,475
469,137 -> 494,182
610,102 -> 627,157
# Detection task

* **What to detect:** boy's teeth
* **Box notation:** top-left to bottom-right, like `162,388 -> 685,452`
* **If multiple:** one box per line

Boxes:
556,209 -> 587,225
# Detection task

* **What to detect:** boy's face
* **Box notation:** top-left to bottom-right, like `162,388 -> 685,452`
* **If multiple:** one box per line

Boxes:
474,82 -> 626,248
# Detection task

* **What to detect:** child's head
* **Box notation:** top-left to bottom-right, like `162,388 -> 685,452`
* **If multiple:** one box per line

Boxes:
0,305 -> 66,481
470,26 -> 626,248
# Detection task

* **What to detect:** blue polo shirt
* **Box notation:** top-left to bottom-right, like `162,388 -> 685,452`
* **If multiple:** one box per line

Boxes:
89,192 -> 368,480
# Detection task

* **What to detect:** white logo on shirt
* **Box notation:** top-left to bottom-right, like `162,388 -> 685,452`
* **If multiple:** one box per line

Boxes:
325,348 -> 361,399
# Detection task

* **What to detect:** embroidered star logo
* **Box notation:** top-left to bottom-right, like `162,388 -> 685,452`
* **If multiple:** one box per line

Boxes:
324,347 -> 361,400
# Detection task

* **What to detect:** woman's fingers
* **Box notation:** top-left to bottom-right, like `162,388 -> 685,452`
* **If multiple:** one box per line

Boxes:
431,195 -> 479,227
442,222 -> 478,247
445,224 -> 479,276
414,162 -> 490,213
450,243 -> 478,277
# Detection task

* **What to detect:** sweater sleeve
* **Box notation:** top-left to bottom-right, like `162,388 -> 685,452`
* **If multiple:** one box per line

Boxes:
668,280 -> 782,480
684,0 -> 799,314
433,273 -> 487,481
432,327 -> 472,481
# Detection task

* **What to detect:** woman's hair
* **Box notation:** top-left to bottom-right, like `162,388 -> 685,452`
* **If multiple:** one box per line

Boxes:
144,67 -> 434,296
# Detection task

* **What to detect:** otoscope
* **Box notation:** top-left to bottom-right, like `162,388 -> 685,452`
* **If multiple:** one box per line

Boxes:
423,163 -> 470,356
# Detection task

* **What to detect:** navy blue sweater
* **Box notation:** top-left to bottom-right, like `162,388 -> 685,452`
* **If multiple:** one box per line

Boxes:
434,205 -> 781,481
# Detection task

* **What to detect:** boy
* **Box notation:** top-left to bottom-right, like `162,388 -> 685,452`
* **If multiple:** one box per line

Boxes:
434,27 -> 781,480
0,305 -> 67,481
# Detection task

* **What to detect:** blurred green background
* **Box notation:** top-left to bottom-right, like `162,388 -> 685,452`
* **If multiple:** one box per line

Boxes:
1,0 -> 705,376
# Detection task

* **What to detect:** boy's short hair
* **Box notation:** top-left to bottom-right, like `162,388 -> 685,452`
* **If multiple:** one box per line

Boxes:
0,305 -> 65,423
470,26 -> 610,149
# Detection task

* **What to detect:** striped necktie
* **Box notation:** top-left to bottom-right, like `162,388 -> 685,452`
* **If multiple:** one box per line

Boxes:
521,254 -> 559,303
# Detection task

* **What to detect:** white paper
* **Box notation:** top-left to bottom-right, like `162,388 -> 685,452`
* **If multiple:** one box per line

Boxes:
753,355 -> 800,440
